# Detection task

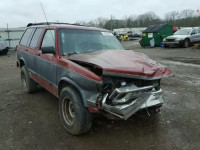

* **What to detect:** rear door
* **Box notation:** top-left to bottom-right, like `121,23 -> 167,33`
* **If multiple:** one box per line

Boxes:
18,28 -> 36,72
27,28 -> 44,73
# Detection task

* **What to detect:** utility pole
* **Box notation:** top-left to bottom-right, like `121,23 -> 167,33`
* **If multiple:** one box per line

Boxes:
7,23 -> 10,48
111,15 -> 114,31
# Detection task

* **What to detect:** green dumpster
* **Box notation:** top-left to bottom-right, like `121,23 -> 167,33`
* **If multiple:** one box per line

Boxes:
140,24 -> 173,47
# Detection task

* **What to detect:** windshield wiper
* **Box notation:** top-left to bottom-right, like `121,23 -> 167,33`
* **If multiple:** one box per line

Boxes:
67,52 -> 78,55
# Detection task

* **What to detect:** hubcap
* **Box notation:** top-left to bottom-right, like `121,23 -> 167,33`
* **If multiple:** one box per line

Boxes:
62,97 -> 75,125
21,72 -> 27,88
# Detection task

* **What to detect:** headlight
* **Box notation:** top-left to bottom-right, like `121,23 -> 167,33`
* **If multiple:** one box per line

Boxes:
175,38 -> 184,41
121,81 -> 126,87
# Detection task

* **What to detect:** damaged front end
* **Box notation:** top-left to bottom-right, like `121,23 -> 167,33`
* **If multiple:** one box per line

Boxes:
68,50 -> 172,120
99,77 -> 164,120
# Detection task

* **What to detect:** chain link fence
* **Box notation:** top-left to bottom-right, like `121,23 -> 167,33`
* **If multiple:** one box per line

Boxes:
0,27 -> 26,50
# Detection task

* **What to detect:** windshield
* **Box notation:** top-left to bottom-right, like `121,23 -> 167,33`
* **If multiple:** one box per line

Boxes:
174,29 -> 191,35
132,29 -> 141,33
59,29 -> 124,55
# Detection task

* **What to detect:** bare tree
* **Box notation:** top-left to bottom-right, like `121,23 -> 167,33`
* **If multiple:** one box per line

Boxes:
165,11 -> 179,21
179,9 -> 195,18
75,9 -> 200,30
95,17 -> 108,28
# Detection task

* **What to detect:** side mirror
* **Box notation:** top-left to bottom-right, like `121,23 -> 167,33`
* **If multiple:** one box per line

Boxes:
41,46 -> 56,55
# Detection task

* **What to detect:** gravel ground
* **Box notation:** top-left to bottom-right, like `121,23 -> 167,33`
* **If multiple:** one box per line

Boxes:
0,41 -> 200,150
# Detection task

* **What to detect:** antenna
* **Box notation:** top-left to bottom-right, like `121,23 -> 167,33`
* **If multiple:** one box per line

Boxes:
40,3 -> 49,25
40,3 -> 55,48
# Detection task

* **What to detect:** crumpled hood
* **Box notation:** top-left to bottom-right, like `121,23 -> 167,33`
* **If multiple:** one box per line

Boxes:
68,50 -> 172,79
166,35 -> 188,39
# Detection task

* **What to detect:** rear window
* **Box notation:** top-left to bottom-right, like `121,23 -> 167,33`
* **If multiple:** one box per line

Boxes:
29,28 -> 44,49
20,28 -> 35,47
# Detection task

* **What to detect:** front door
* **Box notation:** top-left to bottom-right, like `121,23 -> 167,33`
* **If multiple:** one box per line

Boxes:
190,29 -> 198,43
35,29 -> 57,93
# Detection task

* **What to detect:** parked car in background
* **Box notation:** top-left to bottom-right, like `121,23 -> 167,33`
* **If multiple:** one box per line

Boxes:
127,29 -> 142,38
113,32 -> 122,41
131,29 -> 142,38
126,31 -> 133,37
17,22 -> 172,135
0,37 -> 9,55
163,27 -> 200,48
117,31 -> 128,36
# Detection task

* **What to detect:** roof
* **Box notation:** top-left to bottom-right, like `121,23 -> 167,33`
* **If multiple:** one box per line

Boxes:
27,22 -> 108,32
143,24 -> 168,33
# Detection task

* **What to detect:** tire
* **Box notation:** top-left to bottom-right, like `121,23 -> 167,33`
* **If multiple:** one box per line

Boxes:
2,50 -> 8,55
59,86 -> 93,135
184,39 -> 190,48
164,45 -> 169,48
1,47 -> 8,55
21,66 -> 37,93
147,107 -> 161,115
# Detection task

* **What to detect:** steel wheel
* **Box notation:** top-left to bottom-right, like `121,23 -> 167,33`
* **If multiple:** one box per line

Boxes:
59,86 -> 93,135
62,97 -> 75,125
21,71 -> 27,88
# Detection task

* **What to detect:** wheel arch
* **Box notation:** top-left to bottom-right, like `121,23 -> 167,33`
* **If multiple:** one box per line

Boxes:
58,77 -> 88,107
185,38 -> 190,43
19,58 -> 26,68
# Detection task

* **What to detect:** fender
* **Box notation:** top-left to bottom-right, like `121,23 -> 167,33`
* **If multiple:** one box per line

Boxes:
58,77 -> 88,107
19,57 -> 27,68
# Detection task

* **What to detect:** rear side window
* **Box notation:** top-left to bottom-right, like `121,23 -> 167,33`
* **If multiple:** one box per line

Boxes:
29,28 -> 44,49
20,28 -> 35,47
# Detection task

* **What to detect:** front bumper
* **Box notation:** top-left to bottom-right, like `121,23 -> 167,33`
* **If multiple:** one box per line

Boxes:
102,87 -> 164,120
163,40 -> 184,47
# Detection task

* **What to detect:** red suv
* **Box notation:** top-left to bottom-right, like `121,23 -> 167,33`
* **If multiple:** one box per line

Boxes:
17,22 -> 172,135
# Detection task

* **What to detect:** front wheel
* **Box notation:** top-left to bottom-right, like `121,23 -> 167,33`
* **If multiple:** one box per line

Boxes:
0,47 -> 8,55
59,86 -> 93,135
183,39 -> 190,48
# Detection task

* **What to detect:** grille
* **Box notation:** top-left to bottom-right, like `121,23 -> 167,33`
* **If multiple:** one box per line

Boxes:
166,39 -> 175,42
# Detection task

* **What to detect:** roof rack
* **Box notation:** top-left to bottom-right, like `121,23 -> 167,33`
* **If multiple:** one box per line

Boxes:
27,22 -> 85,27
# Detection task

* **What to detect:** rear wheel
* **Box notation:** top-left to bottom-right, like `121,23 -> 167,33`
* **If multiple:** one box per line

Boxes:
21,66 -> 37,93
184,39 -> 190,48
59,86 -> 93,135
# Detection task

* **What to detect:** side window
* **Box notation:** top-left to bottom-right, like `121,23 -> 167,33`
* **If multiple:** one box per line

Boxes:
41,30 -> 55,49
20,28 -> 35,47
29,28 -> 44,49
191,29 -> 197,35
197,28 -> 200,34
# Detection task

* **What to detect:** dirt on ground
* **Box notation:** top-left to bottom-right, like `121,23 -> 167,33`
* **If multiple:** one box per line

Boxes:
0,40 -> 200,150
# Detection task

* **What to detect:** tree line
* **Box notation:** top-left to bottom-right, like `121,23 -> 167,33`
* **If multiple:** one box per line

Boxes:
75,9 -> 200,30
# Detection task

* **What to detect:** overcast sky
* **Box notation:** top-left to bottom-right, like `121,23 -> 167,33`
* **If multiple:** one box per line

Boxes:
0,0 -> 199,28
